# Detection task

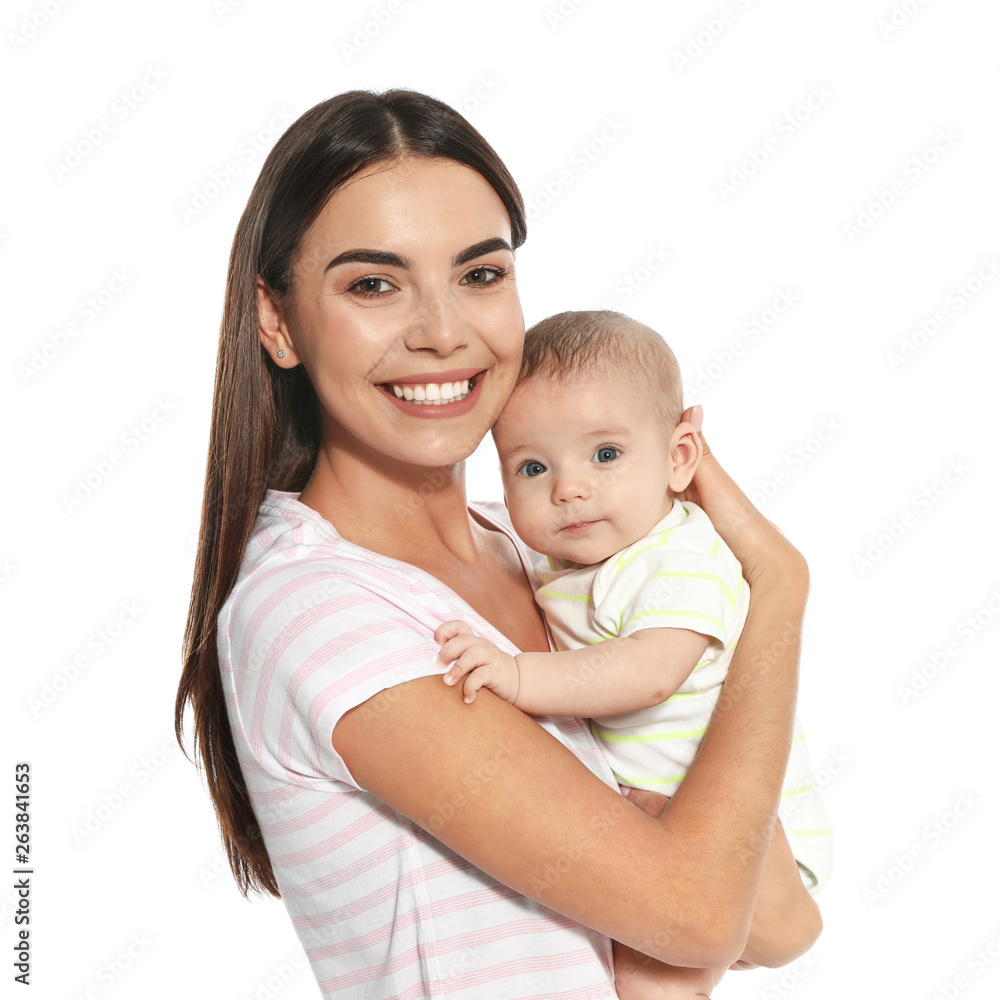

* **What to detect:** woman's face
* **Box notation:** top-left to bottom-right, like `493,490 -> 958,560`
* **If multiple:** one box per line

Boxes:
269,156 -> 524,472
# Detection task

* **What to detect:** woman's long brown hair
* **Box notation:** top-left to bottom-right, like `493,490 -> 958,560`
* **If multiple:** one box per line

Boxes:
174,89 -> 526,897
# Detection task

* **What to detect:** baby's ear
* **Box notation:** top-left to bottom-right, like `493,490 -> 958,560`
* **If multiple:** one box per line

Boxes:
668,421 -> 703,492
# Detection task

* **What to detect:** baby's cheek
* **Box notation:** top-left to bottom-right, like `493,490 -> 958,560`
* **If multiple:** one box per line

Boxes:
510,501 -> 553,550
536,523 -> 565,551
521,513 -> 553,550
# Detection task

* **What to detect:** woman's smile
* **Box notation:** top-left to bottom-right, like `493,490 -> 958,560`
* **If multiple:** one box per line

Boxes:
377,368 -> 488,419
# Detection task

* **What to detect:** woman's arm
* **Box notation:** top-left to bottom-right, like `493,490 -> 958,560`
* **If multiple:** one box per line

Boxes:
333,439 -> 807,970
623,788 -> 822,969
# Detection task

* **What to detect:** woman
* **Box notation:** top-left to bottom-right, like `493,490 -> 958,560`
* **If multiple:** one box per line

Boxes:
175,89 -> 818,999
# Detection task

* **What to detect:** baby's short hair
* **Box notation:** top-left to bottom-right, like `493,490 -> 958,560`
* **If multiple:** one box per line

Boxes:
518,310 -> 684,429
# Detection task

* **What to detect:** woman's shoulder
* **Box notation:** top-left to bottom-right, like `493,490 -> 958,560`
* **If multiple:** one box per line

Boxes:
247,488 -> 352,564
240,487 -> 412,578
221,492 -> 522,652
221,489 -> 431,632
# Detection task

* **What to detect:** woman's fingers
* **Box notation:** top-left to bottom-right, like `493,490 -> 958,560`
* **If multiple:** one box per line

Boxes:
685,403 -> 703,435
676,408 -> 807,588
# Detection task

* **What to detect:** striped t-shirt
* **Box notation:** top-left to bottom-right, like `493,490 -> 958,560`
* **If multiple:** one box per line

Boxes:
217,489 -> 620,999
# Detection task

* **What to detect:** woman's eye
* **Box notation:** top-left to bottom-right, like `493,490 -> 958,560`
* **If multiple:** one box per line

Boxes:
349,277 -> 394,298
518,461 -> 547,478
593,447 -> 620,464
460,265 -> 507,286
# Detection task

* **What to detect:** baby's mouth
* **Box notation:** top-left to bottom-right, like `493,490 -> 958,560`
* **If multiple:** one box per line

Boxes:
378,373 -> 480,405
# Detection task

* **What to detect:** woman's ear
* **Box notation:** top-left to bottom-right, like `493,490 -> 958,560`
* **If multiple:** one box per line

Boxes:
257,277 -> 301,367
667,421 -> 703,492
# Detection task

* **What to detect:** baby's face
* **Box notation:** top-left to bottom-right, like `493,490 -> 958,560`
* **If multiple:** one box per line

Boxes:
492,372 -> 676,565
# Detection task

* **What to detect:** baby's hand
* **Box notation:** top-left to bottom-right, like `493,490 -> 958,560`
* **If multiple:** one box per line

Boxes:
434,620 -> 520,705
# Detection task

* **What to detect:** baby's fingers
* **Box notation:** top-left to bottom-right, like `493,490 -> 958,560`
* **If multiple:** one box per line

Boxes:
444,645 -> 488,703
461,668 -> 492,705
434,620 -> 475,645
437,633 -> 483,672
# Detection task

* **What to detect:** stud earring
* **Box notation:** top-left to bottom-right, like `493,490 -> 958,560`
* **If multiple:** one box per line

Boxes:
276,349 -> 286,358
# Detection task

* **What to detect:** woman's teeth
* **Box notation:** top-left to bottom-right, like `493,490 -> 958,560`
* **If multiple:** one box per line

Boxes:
386,379 -> 472,405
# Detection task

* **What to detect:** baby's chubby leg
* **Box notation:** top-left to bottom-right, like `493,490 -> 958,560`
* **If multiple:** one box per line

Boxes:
613,942 -> 725,999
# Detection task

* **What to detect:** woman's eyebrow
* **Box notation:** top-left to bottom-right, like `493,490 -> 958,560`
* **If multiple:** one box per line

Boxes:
323,238 -> 511,273
325,249 -> 412,272
453,237 -> 513,266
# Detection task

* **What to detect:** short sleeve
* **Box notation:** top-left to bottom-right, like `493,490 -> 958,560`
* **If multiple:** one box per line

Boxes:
220,558 -> 446,792
591,543 -> 745,650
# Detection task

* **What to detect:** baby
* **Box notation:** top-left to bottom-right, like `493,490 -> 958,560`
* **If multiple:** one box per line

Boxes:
435,311 -> 833,998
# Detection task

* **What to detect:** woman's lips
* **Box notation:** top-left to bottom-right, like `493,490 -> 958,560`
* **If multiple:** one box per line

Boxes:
381,367 -> 484,386
386,378 -> 472,404
378,370 -> 487,419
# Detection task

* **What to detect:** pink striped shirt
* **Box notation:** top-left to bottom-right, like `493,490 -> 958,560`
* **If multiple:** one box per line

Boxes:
218,489 -> 620,999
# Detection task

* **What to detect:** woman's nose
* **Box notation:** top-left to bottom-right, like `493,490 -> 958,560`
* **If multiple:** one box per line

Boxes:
403,294 -> 470,355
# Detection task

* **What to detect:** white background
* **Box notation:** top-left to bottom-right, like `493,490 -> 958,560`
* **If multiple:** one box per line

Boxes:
5,1 -> 1000,997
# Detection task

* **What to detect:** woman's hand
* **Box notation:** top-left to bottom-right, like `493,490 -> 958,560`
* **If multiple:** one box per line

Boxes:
676,405 -> 808,592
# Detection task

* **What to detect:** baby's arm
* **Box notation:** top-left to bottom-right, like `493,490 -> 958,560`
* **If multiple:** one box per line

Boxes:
435,620 -> 711,716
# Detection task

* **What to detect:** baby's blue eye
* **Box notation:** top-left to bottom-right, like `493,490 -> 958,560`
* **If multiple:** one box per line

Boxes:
518,461 -> 547,478
593,447 -> 620,464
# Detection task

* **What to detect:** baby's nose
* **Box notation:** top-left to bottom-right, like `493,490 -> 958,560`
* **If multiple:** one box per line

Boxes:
551,474 -> 590,504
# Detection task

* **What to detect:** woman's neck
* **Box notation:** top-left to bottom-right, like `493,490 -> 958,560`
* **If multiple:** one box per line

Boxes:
296,434 -> 549,655
297,442 -> 481,567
